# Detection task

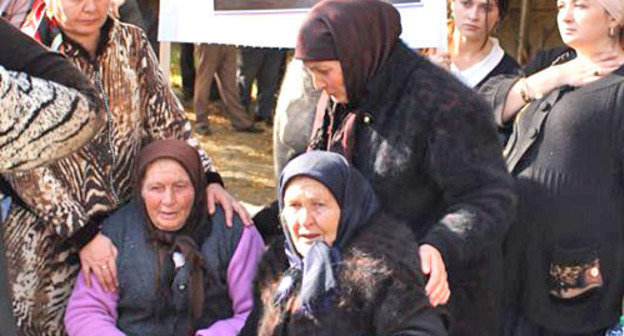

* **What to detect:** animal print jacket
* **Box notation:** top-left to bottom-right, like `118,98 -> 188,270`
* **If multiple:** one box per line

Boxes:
0,65 -> 101,172
1,18 -> 220,336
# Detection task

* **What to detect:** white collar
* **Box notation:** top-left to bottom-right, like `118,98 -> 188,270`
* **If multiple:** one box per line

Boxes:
450,37 -> 505,88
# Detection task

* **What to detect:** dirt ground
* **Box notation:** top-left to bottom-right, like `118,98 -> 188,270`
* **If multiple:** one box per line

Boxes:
184,107 -> 276,216
169,46 -> 276,216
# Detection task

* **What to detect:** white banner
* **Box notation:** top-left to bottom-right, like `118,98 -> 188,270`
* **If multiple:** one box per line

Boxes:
158,0 -> 447,49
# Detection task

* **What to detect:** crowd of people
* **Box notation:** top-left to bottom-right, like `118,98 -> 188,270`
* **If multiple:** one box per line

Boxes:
1,0 -> 624,335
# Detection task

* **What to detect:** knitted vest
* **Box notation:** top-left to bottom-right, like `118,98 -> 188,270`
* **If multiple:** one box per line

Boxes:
101,200 -> 243,336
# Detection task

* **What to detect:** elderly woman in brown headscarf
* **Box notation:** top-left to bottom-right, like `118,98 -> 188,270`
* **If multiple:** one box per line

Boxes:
64,139 -> 264,336
282,1 -> 516,336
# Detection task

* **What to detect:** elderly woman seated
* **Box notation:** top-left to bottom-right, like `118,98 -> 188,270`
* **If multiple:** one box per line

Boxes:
64,139 -> 264,336
242,151 -> 448,336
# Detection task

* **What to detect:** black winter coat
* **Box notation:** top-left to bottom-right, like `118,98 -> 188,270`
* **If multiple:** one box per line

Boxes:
242,212 -> 448,336
480,62 -> 624,333
315,42 -> 516,336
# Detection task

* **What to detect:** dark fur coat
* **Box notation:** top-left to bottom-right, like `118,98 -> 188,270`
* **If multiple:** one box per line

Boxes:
241,212 -> 448,336
312,42 -> 516,335
259,41 -> 515,334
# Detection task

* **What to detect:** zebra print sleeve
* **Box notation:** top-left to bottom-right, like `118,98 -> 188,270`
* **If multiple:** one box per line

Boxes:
0,65 -> 102,172
133,28 -> 219,177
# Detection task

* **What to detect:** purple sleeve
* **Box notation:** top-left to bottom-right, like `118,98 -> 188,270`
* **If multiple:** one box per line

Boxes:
195,226 -> 265,336
64,271 -> 125,336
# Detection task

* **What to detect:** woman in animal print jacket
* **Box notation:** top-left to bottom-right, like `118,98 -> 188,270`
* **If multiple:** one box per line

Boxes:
0,18 -> 104,336
0,1 -> 251,335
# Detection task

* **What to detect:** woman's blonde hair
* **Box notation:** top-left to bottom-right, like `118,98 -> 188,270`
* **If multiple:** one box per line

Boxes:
592,0 -> 624,43
44,0 -> 64,21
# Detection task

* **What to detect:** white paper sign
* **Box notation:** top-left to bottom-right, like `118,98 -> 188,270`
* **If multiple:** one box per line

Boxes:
158,0 -> 446,49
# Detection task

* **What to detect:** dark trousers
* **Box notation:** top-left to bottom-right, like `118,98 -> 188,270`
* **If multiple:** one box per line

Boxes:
238,47 -> 285,121
180,43 -> 195,98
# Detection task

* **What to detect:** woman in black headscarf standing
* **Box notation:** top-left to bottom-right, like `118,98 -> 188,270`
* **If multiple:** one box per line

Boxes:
292,1 -> 516,335
244,151 -> 447,336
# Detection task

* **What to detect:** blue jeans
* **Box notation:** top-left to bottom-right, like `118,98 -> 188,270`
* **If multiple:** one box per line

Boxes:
1,196 -> 9,222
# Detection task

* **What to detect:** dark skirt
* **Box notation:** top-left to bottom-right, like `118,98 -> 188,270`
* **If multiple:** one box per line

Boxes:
502,308 -> 607,336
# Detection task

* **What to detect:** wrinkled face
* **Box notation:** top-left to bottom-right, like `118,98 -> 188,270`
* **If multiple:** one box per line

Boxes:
49,0 -> 110,38
141,159 -> 195,232
303,60 -> 349,103
557,0 -> 617,50
453,0 -> 500,41
282,177 -> 341,257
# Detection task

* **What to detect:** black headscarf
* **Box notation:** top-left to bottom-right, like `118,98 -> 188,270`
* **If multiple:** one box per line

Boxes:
135,139 -> 209,323
295,0 -> 401,106
276,151 -> 380,315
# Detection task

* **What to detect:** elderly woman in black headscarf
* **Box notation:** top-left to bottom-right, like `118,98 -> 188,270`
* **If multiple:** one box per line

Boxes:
290,1 -> 516,335
242,151 -> 447,336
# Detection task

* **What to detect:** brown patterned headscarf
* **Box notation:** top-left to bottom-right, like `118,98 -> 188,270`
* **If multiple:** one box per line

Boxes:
136,139 -> 206,199
295,0 -> 402,107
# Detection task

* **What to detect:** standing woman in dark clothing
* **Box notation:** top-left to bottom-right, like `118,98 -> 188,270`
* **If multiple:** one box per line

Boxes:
296,1 -> 515,335
479,0 -> 624,334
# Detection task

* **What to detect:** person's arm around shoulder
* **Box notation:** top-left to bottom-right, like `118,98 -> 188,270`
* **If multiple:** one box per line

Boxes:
420,78 -> 516,284
195,225 -> 265,336
0,65 -> 102,172
0,20 -> 94,95
64,271 -> 125,336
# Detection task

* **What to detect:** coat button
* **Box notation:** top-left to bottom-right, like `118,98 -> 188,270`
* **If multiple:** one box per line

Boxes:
540,102 -> 551,112
178,284 -> 187,291
361,113 -> 373,125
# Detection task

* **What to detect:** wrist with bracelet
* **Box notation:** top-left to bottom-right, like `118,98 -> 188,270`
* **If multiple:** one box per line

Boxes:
518,77 -> 543,103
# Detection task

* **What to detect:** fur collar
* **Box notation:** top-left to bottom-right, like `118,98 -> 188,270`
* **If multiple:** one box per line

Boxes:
253,212 -> 428,336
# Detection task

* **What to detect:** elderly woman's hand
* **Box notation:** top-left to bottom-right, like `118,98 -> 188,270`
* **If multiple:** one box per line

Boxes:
206,183 -> 253,227
419,244 -> 450,307
78,233 -> 118,292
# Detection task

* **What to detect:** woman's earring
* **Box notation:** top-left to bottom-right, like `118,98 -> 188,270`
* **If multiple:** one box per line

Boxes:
609,27 -> 616,38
